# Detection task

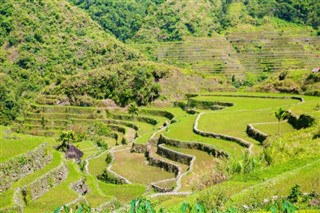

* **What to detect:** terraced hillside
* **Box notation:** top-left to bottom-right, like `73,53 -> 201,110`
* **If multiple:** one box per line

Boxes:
134,31 -> 320,78
1,92 -> 319,212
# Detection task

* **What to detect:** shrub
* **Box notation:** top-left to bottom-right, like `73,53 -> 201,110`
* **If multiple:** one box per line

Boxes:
287,184 -> 302,203
191,163 -> 228,191
228,152 -> 262,175
105,153 -> 112,165
97,169 -> 124,184
96,138 -> 108,150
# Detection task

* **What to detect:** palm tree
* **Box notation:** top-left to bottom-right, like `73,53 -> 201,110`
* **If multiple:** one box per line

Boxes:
274,108 -> 287,135
57,130 -> 75,152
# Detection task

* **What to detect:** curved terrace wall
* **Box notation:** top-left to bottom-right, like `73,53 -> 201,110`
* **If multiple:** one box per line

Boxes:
187,99 -> 234,110
157,144 -> 194,165
287,110 -> 316,129
145,145 -> 180,176
140,109 -> 175,120
159,134 -> 229,158
193,114 -> 252,150
246,124 -> 268,143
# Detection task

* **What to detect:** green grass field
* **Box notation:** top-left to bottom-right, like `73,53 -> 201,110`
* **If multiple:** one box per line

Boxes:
111,147 -> 176,184
253,121 -> 296,136
88,151 -> 109,176
164,114 -> 245,158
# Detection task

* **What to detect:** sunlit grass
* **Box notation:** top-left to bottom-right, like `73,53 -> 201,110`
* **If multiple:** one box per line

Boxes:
111,149 -> 175,184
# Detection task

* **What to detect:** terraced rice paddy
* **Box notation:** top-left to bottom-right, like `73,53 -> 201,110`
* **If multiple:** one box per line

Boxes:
111,146 -> 176,185
1,92 -> 319,212
135,32 -> 320,77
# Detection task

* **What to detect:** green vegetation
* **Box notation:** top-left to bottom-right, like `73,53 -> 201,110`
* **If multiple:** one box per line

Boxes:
111,147 -> 175,184
1,0 -> 320,211
0,126 -> 50,162
274,108 -> 288,134
69,0 -> 320,43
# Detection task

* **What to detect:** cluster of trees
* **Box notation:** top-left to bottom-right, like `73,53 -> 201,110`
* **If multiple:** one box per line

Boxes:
68,0 -> 164,41
69,0 -> 319,43
245,0 -> 320,30
68,0 -> 237,42
0,74 -> 19,125
48,62 -> 170,106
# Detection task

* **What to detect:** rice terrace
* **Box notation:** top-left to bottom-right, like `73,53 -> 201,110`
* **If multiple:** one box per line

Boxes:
0,0 -> 320,212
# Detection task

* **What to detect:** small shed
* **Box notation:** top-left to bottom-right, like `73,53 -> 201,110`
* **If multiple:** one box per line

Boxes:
312,68 -> 320,73
66,145 -> 84,161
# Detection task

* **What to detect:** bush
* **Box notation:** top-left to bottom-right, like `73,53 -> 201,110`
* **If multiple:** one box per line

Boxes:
105,153 -> 112,165
228,152 -> 262,175
97,169 -> 124,184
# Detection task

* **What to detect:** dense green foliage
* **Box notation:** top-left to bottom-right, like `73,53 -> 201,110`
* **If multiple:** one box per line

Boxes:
0,0 -> 177,124
69,0 -> 320,43
245,0 -> 320,29
0,0 -> 140,86
0,0 -> 139,124
68,0 -> 164,41
46,62 -> 170,106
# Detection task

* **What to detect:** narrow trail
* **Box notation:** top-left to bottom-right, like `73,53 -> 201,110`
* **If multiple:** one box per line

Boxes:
84,141 -> 104,174
107,146 -> 132,184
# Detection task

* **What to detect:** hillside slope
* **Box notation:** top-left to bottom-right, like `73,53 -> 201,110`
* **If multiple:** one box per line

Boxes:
69,0 -> 320,42
0,0 -> 141,85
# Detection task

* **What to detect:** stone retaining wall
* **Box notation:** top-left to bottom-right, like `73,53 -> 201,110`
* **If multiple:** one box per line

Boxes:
158,134 -> 229,158
287,110 -> 316,129
157,144 -> 193,165
151,181 -> 175,193
188,99 -> 234,110
246,124 -> 268,143
20,163 -> 68,201
108,125 -> 126,134
193,115 -> 251,149
130,143 -> 147,153
146,144 -> 180,176
0,143 -> 52,193
140,109 -> 175,120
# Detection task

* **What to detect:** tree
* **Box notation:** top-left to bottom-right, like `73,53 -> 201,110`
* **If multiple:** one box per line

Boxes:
93,121 -> 110,136
57,130 -> 76,152
128,102 -> 139,118
274,108 -> 287,135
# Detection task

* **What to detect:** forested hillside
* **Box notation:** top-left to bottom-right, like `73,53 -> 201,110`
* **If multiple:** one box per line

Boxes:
1,0 -> 319,126
69,0 -> 320,42
0,0 -> 176,124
